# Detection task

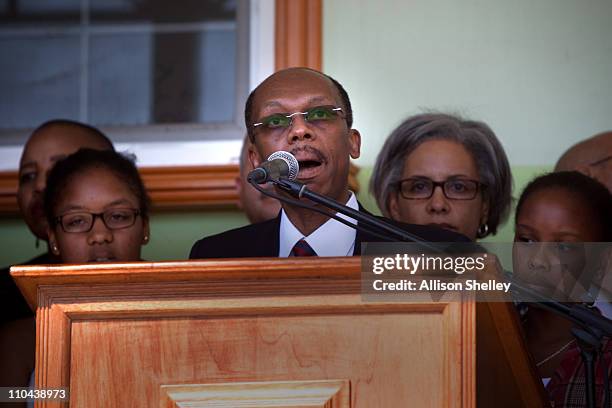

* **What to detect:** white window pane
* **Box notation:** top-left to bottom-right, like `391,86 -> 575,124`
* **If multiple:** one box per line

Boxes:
88,34 -> 153,126
198,28 -> 236,122
0,0 -> 248,142
89,29 -> 236,126
0,36 -> 80,130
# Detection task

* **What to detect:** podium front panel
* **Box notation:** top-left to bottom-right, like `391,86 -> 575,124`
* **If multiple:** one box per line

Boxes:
10,258 -> 476,408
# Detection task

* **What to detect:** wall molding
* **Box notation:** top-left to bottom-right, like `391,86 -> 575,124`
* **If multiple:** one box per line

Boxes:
0,165 -> 240,216
0,164 -> 360,216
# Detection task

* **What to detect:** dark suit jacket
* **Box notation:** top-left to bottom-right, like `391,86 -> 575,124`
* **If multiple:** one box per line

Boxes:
189,205 -> 470,259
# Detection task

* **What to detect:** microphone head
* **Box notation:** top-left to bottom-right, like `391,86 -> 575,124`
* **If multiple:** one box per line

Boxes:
267,151 -> 299,180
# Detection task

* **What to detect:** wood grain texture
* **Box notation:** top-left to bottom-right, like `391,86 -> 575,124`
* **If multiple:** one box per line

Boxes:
35,290 -> 71,408
476,302 -> 549,407
275,0 -> 322,70
68,301 -> 459,407
461,301 -> 476,408
0,165 -> 238,215
141,165 -> 241,210
160,380 -> 349,407
16,258 -> 473,407
0,163 -> 359,216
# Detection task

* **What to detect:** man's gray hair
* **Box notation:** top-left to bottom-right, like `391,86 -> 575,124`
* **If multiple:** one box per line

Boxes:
370,113 -> 512,237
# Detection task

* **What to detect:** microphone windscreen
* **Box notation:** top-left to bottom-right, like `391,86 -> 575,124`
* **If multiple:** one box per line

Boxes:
268,151 -> 299,180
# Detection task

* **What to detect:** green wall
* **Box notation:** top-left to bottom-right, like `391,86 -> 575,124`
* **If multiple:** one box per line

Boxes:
323,0 -> 612,168
0,165 -> 549,267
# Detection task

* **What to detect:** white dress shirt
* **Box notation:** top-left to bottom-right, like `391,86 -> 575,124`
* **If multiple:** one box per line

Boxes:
278,192 -> 358,257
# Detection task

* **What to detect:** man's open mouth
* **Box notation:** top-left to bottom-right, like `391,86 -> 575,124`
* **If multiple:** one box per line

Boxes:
292,147 -> 326,179
298,159 -> 322,170
297,158 -> 324,179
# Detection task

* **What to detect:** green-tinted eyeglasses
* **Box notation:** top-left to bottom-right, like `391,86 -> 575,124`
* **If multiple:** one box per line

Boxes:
252,105 -> 344,133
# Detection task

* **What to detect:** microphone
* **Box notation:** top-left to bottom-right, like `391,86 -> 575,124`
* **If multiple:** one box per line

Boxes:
247,151 -> 299,184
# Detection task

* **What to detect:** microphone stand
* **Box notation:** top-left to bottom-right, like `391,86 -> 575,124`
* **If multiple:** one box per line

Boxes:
505,272 -> 612,408
273,178 -> 443,251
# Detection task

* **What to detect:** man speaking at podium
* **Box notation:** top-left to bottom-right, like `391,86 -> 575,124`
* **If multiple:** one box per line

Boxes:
190,68 -> 468,259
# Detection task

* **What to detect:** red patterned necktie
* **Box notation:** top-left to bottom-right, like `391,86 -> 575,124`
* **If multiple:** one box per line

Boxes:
289,239 -> 317,257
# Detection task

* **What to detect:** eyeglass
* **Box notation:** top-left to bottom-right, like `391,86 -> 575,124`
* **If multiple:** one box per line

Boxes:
252,105 -> 344,135
396,177 -> 484,200
54,209 -> 141,233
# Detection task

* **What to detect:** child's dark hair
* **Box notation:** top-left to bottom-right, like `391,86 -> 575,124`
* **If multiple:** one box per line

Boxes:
515,171 -> 612,241
44,149 -> 150,226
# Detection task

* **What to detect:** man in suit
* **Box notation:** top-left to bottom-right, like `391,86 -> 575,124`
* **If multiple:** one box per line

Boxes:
190,68 -> 468,259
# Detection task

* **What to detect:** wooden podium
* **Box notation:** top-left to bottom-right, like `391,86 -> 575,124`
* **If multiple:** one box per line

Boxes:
11,258 -> 547,407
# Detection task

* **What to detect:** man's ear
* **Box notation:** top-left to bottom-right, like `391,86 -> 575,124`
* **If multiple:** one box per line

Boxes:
348,129 -> 361,160
248,143 -> 263,169
235,176 -> 244,210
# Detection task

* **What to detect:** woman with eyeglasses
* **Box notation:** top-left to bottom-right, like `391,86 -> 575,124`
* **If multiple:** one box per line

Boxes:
44,149 -> 150,263
370,112 -> 512,241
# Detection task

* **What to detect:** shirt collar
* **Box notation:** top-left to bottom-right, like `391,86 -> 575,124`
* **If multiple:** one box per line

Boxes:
279,192 -> 358,257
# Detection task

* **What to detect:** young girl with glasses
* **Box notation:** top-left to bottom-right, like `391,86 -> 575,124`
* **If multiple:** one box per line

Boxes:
44,148 -> 150,263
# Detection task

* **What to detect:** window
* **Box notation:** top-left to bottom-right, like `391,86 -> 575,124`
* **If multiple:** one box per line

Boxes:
0,0 -> 250,144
